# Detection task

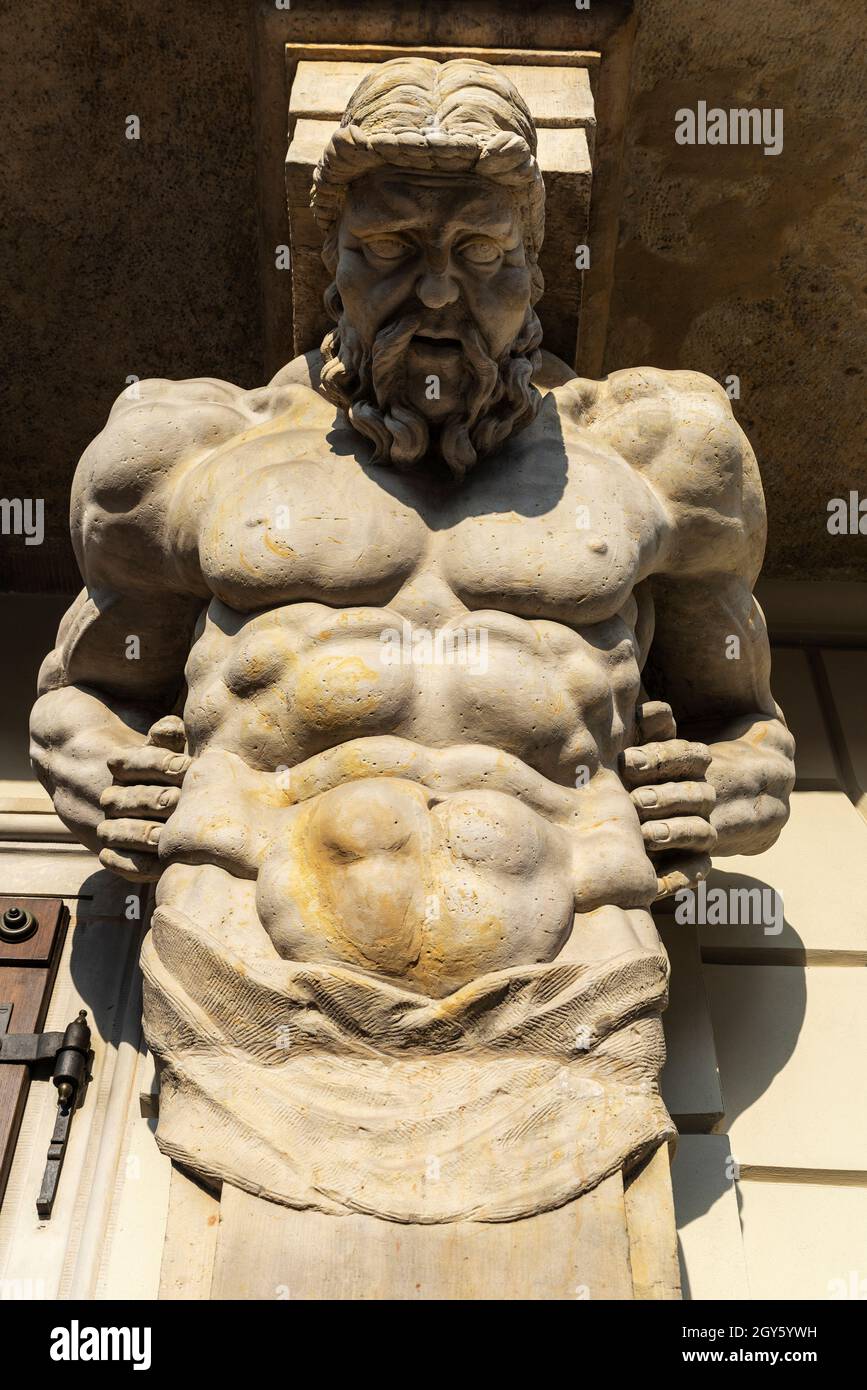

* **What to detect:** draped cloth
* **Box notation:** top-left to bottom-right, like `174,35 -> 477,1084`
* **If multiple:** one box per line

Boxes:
141,904 -> 675,1223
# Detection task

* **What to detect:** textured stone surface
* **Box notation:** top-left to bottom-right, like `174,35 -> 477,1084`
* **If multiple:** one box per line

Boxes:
0,1 -> 261,592
607,0 -> 867,582
212,1175 -> 637,1300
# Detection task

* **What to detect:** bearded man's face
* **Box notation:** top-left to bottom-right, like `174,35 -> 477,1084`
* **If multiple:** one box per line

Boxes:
322,168 -> 541,478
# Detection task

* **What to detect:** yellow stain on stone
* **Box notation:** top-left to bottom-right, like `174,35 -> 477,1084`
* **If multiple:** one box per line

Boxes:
295,655 -> 382,722
263,533 -> 297,559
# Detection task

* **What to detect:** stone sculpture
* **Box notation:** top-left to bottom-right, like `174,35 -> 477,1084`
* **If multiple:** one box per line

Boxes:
31,60 -> 794,1233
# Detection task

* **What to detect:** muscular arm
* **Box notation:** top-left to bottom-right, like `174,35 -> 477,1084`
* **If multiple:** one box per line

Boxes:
570,367 -> 794,863
30,586 -> 200,863
599,367 -> 794,856
29,375 -> 252,874
644,572 -> 794,854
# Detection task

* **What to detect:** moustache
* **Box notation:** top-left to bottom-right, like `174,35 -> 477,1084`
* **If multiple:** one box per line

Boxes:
369,311 -> 498,410
372,309 -> 494,360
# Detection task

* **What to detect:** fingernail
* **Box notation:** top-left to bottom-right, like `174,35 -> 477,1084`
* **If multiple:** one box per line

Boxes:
159,789 -> 173,808
167,755 -> 187,774
626,750 -> 648,771
650,822 -> 670,842
148,826 -> 161,845
637,788 -> 657,807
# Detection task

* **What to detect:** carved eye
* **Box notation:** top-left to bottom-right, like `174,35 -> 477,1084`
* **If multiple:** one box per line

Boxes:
458,238 -> 501,265
364,236 -> 411,261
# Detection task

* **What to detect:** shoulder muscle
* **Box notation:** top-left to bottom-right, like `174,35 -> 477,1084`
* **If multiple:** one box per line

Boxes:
556,367 -> 766,579
71,377 -> 254,592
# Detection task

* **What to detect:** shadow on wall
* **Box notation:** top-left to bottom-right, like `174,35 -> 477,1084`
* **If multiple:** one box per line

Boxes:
671,865 -> 808,1239
67,868 -> 147,1064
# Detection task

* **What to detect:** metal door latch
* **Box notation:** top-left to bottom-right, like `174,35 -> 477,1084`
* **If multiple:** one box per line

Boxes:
0,1004 -> 92,1217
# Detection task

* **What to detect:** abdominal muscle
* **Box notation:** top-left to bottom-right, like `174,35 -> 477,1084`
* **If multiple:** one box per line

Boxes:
255,774 -> 577,997
160,737 -> 656,1000
172,595 -> 655,996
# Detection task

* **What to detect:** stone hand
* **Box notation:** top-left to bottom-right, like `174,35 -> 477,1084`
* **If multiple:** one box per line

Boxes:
97,716 -> 190,882
621,700 -> 717,900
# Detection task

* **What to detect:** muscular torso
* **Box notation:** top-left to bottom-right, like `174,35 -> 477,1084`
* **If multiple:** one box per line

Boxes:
147,381 -> 674,992
178,389 -> 667,777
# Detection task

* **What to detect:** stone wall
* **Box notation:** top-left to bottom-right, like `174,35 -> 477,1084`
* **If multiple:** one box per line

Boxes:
609,0 -> 866,582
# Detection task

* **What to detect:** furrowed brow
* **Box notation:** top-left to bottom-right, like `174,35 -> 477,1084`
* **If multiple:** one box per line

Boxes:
345,210 -> 518,242
452,215 -> 517,240
343,212 -> 425,238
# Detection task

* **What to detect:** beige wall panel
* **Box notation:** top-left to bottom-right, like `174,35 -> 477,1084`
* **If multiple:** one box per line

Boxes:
0,814 -> 75,842
738,1179 -> 867,1301
0,782 -> 53,814
704,964 -> 867,1174
0,844 -> 102,899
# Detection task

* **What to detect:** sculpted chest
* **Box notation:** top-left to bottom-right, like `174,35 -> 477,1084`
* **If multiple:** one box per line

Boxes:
183,414 -> 667,625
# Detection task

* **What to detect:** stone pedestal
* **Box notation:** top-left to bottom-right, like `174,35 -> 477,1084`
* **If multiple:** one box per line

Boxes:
206,1147 -> 680,1301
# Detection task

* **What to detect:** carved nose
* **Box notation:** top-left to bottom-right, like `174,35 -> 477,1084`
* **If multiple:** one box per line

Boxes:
416,271 -> 460,309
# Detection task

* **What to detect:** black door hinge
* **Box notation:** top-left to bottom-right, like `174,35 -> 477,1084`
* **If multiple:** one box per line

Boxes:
0,1004 -> 92,1217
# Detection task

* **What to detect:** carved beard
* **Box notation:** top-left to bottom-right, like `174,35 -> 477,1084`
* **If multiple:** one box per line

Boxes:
318,294 -> 543,481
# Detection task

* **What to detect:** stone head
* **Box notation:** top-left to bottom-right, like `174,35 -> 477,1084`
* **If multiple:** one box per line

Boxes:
311,58 -> 546,478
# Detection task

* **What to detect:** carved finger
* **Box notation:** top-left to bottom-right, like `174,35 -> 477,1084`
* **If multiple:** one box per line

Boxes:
653,852 -> 713,901
106,747 -> 191,785
147,715 -> 186,752
635,700 -> 677,743
621,739 -> 711,786
99,784 -> 181,819
631,780 -> 717,821
642,815 -> 718,854
97,817 -> 163,853
98,845 -> 162,883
